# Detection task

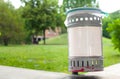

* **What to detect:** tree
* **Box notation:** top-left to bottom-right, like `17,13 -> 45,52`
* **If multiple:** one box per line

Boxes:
21,0 -> 58,44
107,19 -> 120,52
102,10 -> 120,38
63,0 -> 98,12
56,6 -> 66,34
102,17 -> 111,38
0,0 -> 25,46
109,10 -> 120,20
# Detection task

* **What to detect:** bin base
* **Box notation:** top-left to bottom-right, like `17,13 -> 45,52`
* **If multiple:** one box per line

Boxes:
69,56 -> 103,72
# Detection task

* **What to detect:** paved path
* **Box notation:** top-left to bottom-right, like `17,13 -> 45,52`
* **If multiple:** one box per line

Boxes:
0,64 -> 120,79
0,66 -> 68,79
86,63 -> 120,79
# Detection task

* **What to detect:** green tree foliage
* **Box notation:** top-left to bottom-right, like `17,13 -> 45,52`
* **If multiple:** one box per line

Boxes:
102,17 -> 111,38
56,6 -> 66,33
107,19 -> 120,52
21,0 -> 59,44
0,0 -> 25,46
102,10 -> 120,38
109,10 -> 120,20
63,0 -> 98,12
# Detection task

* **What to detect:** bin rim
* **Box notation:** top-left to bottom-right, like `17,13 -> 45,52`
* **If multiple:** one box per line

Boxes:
66,7 -> 106,15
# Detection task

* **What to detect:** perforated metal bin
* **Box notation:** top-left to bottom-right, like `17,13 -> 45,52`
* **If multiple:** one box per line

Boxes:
65,8 -> 104,72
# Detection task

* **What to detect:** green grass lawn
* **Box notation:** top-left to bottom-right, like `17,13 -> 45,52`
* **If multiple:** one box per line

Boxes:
103,38 -> 120,67
0,45 -> 68,73
0,34 -> 120,73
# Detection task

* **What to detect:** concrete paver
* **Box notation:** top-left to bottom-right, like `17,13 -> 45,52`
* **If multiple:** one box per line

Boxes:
86,63 -> 120,79
0,64 -> 120,79
0,66 -> 68,79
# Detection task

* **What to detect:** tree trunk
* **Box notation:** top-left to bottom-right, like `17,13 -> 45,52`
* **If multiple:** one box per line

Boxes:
32,34 -> 39,44
43,29 -> 46,45
3,37 -> 9,46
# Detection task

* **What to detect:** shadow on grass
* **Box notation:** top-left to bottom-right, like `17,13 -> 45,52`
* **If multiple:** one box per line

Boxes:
62,75 -> 101,79
114,54 -> 120,57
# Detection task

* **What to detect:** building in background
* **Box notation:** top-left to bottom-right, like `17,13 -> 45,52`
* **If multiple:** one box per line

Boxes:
32,27 -> 61,44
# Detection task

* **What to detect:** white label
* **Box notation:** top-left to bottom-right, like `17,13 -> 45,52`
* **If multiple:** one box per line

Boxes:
68,26 -> 102,56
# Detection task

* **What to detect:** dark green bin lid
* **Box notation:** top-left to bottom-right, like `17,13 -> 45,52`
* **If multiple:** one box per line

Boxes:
66,7 -> 106,15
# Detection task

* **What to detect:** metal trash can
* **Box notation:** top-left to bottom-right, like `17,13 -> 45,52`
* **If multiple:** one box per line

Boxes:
65,8 -> 104,72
